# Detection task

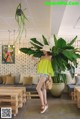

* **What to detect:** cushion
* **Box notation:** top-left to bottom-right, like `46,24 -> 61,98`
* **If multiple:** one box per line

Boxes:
76,76 -> 80,85
66,72 -> 76,84
19,74 -> 29,83
0,76 -> 3,84
23,76 -> 33,85
25,84 -> 37,91
2,74 -> 11,84
32,75 -> 39,84
5,76 -> 15,85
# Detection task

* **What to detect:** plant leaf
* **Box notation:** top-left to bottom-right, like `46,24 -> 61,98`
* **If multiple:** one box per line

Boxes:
30,42 -> 42,49
42,35 -> 49,45
56,38 -> 66,48
66,64 -> 75,78
67,36 -> 77,46
20,48 -> 35,55
53,34 -> 57,45
30,38 -> 43,46
33,50 -> 43,57
62,45 -> 74,50
62,50 -> 78,61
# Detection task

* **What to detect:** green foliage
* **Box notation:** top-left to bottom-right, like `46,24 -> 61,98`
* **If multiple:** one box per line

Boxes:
67,36 -> 77,46
30,42 -> 42,49
42,35 -> 49,45
30,38 -> 43,46
53,34 -> 57,46
20,35 -> 80,83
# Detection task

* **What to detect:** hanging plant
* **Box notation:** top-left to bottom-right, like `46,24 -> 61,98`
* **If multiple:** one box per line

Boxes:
15,3 -> 28,42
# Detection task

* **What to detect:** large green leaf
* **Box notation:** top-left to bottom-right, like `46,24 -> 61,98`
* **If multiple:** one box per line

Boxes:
53,34 -> 57,46
30,38 -> 43,46
76,54 -> 80,58
56,38 -> 66,48
52,73 -> 66,83
42,35 -> 49,45
60,54 -> 68,63
62,45 -> 74,50
30,42 -> 42,49
52,46 -> 61,55
51,57 -> 59,73
20,48 -> 44,58
66,64 -> 75,78
33,50 -> 43,58
20,48 -> 35,55
55,56 -> 66,71
67,36 -> 77,46
62,50 -> 78,61
60,74 -> 66,83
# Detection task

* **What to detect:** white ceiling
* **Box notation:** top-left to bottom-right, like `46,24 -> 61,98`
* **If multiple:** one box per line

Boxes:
58,2 -> 80,37
0,0 -> 51,40
0,0 -> 80,40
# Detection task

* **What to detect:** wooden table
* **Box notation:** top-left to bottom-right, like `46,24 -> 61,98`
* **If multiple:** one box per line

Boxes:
0,86 -> 26,116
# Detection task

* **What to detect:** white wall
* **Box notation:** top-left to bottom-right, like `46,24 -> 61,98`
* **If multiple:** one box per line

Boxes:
0,39 -> 39,82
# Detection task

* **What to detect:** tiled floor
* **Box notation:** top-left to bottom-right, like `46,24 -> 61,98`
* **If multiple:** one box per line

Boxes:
12,94 -> 80,119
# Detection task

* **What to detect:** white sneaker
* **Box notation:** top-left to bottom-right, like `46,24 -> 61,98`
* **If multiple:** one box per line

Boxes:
40,105 -> 48,114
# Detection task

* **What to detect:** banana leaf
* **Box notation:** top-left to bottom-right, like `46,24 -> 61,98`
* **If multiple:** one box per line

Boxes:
62,50 -> 78,61
76,54 -> 80,58
56,38 -> 66,48
19,48 -> 35,55
33,50 -> 43,58
42,35 -> 49,45
53,34 -> 57,46
67,36 -> 77,46
62,45 -> 74,50
51,57 -> 59,72
66,64 -> 75,78
30,42 -> 42,49
30,38 -> 43,46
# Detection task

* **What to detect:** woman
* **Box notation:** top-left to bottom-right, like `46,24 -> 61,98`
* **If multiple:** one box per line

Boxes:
36,45 -> 54,113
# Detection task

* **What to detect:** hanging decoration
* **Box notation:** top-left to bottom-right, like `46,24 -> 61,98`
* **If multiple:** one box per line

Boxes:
15,3 -> 28,43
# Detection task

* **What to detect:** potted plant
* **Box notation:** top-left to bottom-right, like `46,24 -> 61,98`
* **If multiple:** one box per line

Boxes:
50,35 -> 79,96
20,35 -> 80,96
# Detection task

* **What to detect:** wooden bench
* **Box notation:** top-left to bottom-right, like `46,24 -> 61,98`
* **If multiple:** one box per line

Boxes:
0,87 -> 26,116
26,91 -> 39,99
0,86 -> 26,104
0,91 -> 19,116
71,86 -> 80,108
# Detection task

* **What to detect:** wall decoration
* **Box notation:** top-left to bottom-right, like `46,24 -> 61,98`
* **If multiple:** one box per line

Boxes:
2,45 -> 15,64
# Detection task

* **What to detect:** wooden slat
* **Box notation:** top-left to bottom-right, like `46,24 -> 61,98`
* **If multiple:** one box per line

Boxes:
0,86 -> 26,116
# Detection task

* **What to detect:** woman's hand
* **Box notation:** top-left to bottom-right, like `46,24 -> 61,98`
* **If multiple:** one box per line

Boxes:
48,75 -> 52,82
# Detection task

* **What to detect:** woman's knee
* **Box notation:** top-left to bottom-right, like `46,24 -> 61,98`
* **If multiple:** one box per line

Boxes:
36,86 -> 41,92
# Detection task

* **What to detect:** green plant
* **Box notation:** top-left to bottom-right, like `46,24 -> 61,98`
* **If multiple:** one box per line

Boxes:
15,3 -> 28,42
20,35 -> 80,83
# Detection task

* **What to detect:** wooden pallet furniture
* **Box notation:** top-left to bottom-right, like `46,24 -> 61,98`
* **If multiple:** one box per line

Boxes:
26,91 -> 39,99
0,87 -> 26,116
0,91 -> 19,116
0,86 -> 26,104
71,86 -> 80,108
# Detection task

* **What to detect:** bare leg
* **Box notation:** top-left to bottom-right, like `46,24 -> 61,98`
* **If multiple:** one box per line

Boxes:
36,76 -> 46,107
42,83 -> 48,105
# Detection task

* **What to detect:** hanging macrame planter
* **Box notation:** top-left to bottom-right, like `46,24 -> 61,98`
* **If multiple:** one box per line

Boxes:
15,3 -> 28,42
